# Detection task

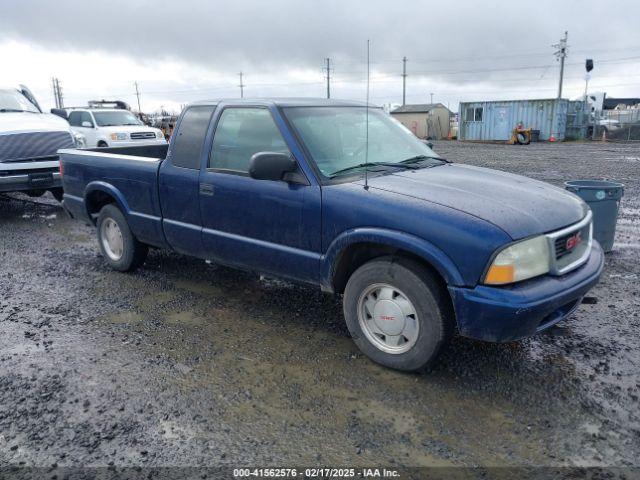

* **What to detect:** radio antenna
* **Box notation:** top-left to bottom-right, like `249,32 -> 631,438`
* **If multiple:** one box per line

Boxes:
364,39 -> 370,190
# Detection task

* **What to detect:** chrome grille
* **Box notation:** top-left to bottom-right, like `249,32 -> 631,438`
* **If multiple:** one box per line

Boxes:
0,131 -> 74,162
130,132 -> 156,140
546,211 -> 593,275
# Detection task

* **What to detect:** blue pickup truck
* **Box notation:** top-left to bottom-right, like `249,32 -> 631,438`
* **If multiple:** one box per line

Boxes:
60,99 -> 604,371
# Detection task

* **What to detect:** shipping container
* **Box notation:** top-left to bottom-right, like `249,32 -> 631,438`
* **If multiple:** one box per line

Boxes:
458,98 -> 586,142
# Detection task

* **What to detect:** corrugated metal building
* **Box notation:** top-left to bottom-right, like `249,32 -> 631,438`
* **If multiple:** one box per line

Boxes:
390,103 -> 452,139
458,98 -> 586,141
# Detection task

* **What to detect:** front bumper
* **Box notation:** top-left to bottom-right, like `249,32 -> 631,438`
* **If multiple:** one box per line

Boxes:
0,171 -> 62,193
449,241 -> 605,342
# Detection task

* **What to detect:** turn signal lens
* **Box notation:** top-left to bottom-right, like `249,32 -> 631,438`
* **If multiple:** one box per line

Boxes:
485,264 -> 515,284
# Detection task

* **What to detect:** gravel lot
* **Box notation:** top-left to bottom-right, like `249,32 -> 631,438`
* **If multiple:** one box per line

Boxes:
0,141 -> 638,473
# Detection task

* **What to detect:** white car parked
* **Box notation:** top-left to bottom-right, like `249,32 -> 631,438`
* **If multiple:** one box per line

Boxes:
68,108 -> 166,148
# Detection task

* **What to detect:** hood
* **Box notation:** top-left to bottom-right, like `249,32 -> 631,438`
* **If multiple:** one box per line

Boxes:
0,112 -> 71,135
365,163 -> 587,239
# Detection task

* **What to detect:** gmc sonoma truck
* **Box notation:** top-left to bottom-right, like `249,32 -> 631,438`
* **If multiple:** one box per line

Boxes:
60,99 -> 604,371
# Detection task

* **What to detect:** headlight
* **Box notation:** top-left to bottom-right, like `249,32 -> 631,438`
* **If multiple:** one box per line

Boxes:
156,130 -> 164,139
484,235 -> 550,285
73,132 -> 86,149
110,132 -> 128,141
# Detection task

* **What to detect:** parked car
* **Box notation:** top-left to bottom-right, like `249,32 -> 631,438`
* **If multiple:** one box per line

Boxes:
59,99 -> 604,372
67,108 -> 166,148
0,85 -> 84,201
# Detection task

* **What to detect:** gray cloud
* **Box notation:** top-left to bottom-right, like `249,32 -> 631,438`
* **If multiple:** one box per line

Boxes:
2,0 -> 639,108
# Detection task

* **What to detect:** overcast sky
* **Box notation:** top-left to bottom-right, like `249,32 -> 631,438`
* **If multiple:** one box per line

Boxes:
1,0 -> 639,113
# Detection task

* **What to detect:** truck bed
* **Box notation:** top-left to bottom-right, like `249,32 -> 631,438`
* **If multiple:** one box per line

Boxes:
59,144 -> 169,247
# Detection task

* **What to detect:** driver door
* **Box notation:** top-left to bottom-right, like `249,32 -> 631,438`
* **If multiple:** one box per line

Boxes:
199,106 -> 321,283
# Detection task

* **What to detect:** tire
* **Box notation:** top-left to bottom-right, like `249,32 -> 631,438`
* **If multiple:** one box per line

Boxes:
96,204 -> 148,272
97,141 -> 108,148
516,132 -> 530,145
50,188 -> 64,202
343,257 -> 454,372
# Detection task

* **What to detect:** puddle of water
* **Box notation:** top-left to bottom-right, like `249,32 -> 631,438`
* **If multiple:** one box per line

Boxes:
102,311 -> 144,324
165,311 -> 206,327
136,291 -> 180,310
174,279 -> 223,297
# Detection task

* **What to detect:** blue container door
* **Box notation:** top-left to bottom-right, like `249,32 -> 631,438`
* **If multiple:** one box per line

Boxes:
493,105 -> 511,140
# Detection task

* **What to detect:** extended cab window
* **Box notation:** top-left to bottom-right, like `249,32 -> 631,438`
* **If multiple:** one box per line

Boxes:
171,105 -> 215,169
209,108 -> 289,173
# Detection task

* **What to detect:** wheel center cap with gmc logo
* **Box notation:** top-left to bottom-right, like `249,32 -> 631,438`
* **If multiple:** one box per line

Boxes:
373,300 -> 405,336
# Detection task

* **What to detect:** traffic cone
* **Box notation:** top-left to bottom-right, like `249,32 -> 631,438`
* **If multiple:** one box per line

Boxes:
549,135 -> 556,142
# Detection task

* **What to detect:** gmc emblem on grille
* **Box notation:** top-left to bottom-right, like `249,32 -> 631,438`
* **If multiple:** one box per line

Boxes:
566,231 -> 582,251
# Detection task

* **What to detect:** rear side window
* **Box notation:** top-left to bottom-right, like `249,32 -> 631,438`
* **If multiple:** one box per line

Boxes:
170,105 -> 215,169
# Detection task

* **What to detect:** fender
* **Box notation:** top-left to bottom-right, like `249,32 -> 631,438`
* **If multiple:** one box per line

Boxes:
321,227 -> 465,289
84,181 -> 132,221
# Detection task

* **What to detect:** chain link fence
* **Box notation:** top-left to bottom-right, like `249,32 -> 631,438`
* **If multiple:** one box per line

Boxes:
588,109 -> 640,142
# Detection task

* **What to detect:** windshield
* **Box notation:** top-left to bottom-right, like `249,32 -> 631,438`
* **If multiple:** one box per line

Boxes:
0,89 -> 40,113
283,106 -> 443,178
93,110 -> 142,127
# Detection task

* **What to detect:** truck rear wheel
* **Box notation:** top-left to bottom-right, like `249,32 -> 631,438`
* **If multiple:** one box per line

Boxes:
343,257 -> 453,372
96,204 -> 148,272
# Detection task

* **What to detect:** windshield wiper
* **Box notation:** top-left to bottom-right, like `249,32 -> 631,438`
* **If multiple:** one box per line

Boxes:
0,108 -> 27,113
401,154 -> 448,164
329,161 -> 419,178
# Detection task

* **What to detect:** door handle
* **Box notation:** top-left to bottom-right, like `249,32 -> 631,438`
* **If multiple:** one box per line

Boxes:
199,183 -> 214,196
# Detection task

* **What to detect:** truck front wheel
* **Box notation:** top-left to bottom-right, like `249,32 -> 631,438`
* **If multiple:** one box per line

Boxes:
96,204 -> 148,271
343,257 -> 453,372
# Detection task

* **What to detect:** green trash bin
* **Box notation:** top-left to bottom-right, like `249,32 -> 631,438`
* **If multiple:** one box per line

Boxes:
565,180 -> 624,253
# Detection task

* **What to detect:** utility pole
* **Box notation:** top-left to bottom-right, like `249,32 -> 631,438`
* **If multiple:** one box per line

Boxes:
324,58 -> 331,99
401,56 -> 407,106
134,81 -> 142,114
52,78 -> 64,108
553,31 -> 568,99
52,78 -> 58,108
238,72 -> 245,98
430,92 -> 434,104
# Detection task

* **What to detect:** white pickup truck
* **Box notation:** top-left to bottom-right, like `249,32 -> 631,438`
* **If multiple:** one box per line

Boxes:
67,108 -> 166,148
0,85 -> 84,201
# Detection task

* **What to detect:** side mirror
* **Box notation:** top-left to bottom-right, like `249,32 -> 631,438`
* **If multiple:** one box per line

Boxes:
249,152 -> 297,182
81,121 -> 93,128
50,108 -> 68,120
420,139 -> 434,149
